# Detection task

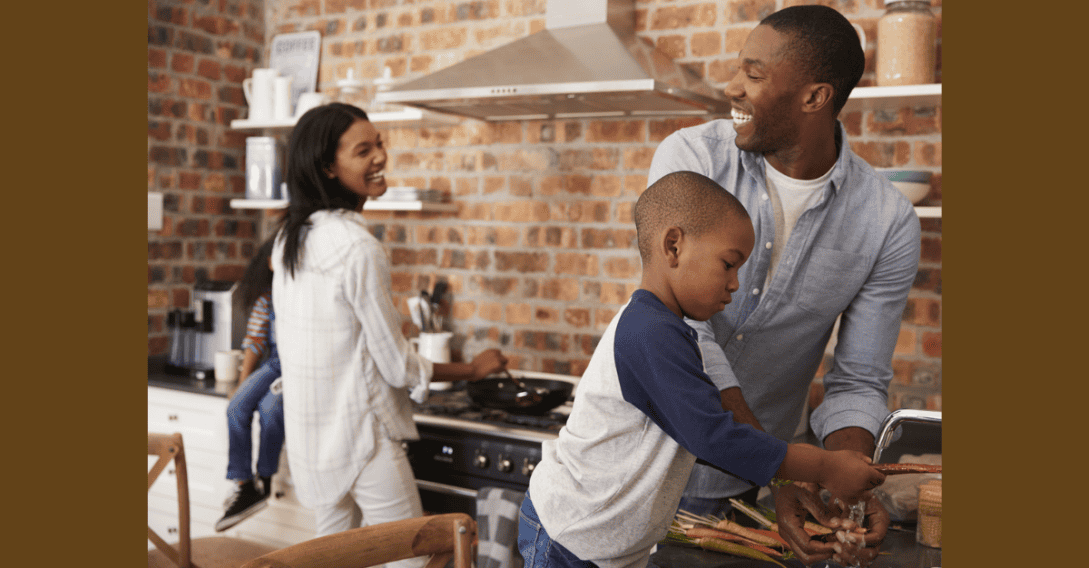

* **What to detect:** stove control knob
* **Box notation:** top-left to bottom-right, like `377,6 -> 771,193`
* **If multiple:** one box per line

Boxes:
498,456 -> 514,473
474,454 -> 490,469
522,459 -> 536,477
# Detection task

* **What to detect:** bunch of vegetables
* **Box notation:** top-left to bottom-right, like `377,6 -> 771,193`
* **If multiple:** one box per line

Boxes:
664,499 -> 850,566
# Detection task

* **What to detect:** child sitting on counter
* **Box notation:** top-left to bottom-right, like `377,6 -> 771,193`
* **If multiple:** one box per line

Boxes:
517,171 -> 885,568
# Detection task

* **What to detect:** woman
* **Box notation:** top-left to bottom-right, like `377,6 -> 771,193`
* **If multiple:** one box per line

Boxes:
271,103 -> 507,553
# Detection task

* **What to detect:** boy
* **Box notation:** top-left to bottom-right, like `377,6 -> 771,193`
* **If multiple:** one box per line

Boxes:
517,171 -> 884,568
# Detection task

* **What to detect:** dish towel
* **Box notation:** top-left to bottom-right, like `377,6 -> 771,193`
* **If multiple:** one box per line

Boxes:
476,487 -> 526,568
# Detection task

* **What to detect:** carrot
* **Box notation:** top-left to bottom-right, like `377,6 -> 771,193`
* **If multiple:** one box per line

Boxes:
685,527 -> 784,556
695,537 -> 788,568
873,463 -> 941,475
747,527 -> 790,548
770,520 -> 833,536
714,519 -> 783,548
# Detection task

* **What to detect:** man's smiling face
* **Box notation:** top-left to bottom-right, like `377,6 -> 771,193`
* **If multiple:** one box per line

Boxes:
724,25 -> 809,155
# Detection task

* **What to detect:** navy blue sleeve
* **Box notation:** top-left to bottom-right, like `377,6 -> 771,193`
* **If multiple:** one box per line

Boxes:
614,293 -> 788,487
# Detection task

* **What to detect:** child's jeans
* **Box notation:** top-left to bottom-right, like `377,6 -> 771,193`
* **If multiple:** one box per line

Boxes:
225,351 -> 284,481
517,492 -> 598,568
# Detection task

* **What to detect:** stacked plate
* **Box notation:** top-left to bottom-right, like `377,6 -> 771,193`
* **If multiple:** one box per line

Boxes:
374,186 -> 446,203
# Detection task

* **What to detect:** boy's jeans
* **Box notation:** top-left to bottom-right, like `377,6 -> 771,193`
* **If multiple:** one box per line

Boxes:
518,492 -> 669,568
517,493 -> 598,568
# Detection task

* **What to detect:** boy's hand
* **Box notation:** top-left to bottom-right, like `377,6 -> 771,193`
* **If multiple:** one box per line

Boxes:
819,450 -> 885,502
469,349 -> 508,380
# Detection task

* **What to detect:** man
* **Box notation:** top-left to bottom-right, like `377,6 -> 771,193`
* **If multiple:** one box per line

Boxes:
646,5 -> 921,566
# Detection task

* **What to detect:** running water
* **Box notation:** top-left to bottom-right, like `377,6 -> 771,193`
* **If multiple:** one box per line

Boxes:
833,498 -> 867,568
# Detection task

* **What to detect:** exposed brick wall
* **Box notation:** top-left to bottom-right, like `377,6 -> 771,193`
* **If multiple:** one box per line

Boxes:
147,0 -> 267,356
149,0 -> 941,411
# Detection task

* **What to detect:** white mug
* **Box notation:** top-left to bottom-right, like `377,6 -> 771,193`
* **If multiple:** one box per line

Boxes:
410,332 -> 453,390
294,92 -> 329,118
242,68 -> 278,121
273,76 -> 294,120
214,349 -> 244,383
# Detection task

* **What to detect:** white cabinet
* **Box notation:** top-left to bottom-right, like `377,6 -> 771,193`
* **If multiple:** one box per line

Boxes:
148,386 -> 317,549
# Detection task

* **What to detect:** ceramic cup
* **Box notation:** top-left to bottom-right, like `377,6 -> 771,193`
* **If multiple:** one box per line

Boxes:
214,349 -> 244,383
294,91 -> 329,118
242,68 -> 278,121
273,75 -> 294,120
410,332 -> 453,390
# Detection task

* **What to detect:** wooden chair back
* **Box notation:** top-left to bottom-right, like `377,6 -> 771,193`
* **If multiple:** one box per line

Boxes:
149,432 -> 279,568
148,432 -> 195,567
239,513 -> 477,568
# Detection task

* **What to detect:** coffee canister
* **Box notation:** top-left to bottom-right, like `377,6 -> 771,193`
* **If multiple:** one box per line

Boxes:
876,0 -> 937,86
246,137 -> 282,200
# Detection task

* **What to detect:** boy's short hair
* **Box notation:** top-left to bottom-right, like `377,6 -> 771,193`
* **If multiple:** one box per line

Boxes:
760,5 -> 865,114
635,171 -> 750,263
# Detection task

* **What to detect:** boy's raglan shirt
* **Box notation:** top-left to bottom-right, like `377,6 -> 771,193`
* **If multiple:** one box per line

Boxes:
529,289 -> 788,568
615,291 -> 788,483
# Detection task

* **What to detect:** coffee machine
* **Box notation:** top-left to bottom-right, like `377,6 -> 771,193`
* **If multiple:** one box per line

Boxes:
165,280 -> 246,379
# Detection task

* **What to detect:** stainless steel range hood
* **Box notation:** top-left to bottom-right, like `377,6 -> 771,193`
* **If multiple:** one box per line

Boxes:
374,0 -> 730,121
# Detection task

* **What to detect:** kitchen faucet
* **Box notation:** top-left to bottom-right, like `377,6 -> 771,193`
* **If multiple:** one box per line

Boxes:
873,409 -> 942,463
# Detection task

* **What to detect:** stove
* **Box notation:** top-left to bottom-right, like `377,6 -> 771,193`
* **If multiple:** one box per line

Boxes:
407,372 -> 577,518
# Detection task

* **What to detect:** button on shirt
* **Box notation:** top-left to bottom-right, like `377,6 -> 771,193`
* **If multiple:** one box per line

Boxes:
271,209 -> 433,509
647,120 -> 921,497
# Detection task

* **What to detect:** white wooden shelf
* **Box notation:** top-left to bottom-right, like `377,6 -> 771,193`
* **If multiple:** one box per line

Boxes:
915,206 -> 941,218
843,83 -> 941,112
230,107 -> 461,131
230,198 -> 457,212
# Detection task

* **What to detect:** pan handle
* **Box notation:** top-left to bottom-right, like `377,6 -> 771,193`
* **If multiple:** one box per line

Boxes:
498,370 -> 581,385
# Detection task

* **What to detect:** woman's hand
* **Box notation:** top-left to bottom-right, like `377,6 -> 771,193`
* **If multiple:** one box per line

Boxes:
469,349 -> 508,380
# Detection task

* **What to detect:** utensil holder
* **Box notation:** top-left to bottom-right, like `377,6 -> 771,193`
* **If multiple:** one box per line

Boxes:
916,479 -> 942,548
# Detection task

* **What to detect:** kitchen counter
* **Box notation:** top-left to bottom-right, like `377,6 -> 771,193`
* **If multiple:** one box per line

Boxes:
650,528 -> 941,568
147,355 -> 231,398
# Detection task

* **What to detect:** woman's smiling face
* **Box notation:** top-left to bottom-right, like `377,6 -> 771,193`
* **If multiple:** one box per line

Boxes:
326,118 -> 388,201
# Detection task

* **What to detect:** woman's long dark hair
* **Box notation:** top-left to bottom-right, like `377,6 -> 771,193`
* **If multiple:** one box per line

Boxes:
238,238 -> 275,314
278,102 -> 370,277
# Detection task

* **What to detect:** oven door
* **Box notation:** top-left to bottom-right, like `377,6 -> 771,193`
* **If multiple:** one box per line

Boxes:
416,479 -> 479,518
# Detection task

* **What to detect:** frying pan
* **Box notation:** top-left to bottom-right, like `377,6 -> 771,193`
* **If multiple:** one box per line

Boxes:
466,370 -> 579,414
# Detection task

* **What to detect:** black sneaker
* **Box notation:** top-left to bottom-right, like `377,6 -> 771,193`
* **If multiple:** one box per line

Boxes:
214,480 -> 268,532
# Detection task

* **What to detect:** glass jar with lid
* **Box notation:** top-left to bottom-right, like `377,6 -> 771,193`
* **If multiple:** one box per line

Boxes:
876,0 -> 937,86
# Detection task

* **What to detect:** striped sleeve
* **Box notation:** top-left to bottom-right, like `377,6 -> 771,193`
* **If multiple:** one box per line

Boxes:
241,292 -> 272,358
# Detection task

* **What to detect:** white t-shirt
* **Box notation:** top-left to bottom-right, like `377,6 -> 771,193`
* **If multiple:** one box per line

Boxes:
763,157 -> 834,287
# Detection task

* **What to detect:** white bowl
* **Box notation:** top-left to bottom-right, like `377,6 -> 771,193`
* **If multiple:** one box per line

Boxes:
876,169 -> 932,204
891,181 -> 931,204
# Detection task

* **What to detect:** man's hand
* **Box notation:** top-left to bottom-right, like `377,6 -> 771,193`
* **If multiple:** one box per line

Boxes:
774,482 -> 891,567
774,482 -> 838,565
820,425 -> 891,563
823,494 -> 890,567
